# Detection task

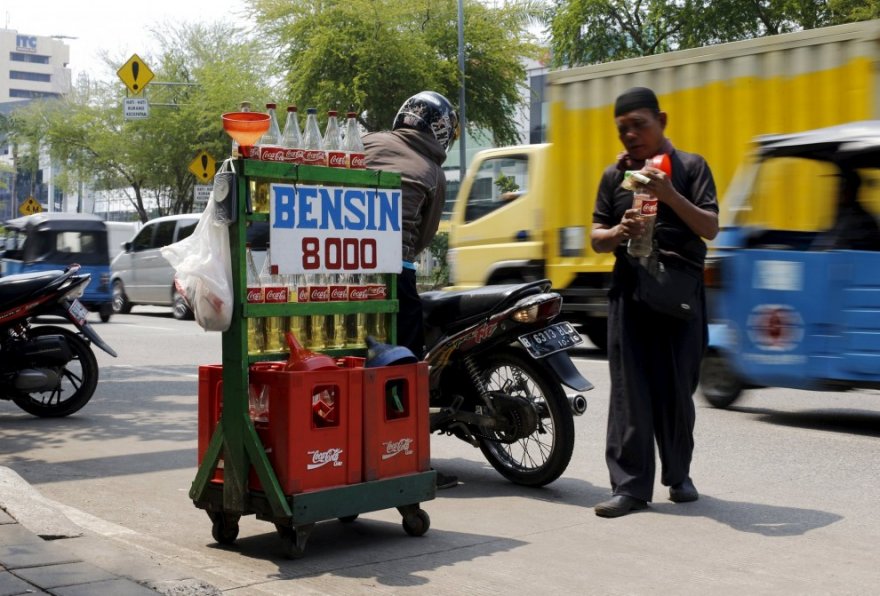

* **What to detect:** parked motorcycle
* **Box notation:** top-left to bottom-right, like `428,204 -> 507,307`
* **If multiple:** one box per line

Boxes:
422,279 -> 592,487
0,265 -> 117,417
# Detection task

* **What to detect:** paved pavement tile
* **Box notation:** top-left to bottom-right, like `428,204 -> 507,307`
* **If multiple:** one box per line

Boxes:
0,541 -> 80,570
51,578 -> 159,595
0,570 -> 45,596
13,561 -> 115,589
0,524 -> 41,547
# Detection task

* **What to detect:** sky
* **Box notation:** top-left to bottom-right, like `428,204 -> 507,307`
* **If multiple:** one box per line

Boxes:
1,0 -> 249,82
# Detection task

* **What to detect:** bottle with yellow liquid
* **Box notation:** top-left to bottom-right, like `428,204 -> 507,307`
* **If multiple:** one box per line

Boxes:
346,273 -> 368,347
286,273 -> 308,347
258,243 -> 288,353
306,274 -> 329,350
327,273 -> 349,349
245,243 -> 265,355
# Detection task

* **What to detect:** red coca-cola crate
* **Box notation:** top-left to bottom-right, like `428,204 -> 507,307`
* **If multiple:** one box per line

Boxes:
250,363 -> 363,495
197,364 -> 224,464
361,362 -> 430,481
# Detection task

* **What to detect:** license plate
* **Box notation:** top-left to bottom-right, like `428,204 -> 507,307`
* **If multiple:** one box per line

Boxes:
67,299 -> 89,326
518,322 -> 583,359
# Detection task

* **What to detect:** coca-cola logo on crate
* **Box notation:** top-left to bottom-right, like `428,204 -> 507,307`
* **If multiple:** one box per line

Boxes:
349,286 -> 369,301
309,286 -> 330,302
327,151 -> 348,168
306,448 -> 344,470
264,286 -> 289,303
246,287 -> 264,303
258,146 -> 287,162
366,285 -> 388,300
349,153 -> 366,169
329,285 -> 349,301
297,287 -> 310,302
301,150 -> 327,167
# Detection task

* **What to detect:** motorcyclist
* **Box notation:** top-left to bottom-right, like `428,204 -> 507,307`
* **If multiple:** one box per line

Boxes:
362,91 -> 459,488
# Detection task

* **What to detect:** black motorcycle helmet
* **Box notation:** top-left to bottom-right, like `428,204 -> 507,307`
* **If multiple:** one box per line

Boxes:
392,91 -> 460,152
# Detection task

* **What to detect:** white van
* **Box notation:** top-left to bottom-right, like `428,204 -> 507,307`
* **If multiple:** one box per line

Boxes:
110,214 -> 200,319
105,221 -> 142,260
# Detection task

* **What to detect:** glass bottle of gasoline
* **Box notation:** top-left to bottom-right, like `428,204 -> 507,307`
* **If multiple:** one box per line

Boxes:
258,243 -> 288,353
245,243 -> 265,354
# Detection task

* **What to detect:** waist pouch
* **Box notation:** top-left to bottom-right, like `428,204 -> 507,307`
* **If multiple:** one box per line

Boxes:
631,249 -> 703,320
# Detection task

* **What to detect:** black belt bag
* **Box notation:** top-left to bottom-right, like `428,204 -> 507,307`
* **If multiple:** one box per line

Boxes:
631,249 -> 703,320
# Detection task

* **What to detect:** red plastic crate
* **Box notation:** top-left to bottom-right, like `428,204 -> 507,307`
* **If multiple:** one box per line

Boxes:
250,364 -> 363,494
361,362 -> 431,481
197,364 -> 224,464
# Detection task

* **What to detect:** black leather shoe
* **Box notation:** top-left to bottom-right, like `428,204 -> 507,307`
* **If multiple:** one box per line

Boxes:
594,495 -> 648,518
669,478 -> 699,503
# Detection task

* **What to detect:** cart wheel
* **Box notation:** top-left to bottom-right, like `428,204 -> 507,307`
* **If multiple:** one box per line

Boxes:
338,514 -> 359,523
210,513 -> 240,545
402,509 -> 430,537
278,523 -> 314,559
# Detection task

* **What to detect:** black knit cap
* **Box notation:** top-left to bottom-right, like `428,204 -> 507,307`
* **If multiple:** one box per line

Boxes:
614,86 -> 660,117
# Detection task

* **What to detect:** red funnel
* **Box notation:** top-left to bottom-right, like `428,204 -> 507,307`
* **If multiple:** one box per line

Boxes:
647,153 -> 672,177
284,332 -> 337,372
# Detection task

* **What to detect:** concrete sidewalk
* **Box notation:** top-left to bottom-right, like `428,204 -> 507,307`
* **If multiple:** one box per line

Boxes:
0,467 -> 218,596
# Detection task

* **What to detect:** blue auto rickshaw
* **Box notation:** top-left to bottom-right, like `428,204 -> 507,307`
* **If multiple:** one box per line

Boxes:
700,121 -> 880,407
1,213 -> 114,322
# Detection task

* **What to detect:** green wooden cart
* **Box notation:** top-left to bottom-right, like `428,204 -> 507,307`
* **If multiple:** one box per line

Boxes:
190,159 -> 435,558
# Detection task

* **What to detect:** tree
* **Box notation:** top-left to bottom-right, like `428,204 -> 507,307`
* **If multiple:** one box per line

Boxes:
7,22 -> 273,222
546,0 -> 880,68
246,0 -> 544,146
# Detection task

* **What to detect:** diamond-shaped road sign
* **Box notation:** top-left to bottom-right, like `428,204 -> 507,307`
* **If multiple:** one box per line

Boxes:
117,54 -> 154,95
189,150 -> 217,182
19,197 -> 42,216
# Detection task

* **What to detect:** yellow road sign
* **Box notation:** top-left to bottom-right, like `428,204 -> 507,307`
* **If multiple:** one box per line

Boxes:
188,150 -> 216,182
19,197 -> 42,216
117,54 -> 154,95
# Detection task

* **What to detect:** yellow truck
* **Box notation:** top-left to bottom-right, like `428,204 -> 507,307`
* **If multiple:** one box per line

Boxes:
447,19 -> 880,349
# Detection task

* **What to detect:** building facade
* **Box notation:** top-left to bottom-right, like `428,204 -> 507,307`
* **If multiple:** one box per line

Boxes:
0,29 -> 71,101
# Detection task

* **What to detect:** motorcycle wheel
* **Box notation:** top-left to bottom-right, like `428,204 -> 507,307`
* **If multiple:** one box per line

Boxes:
477,350 -> 575,487
12,326 -> 99,418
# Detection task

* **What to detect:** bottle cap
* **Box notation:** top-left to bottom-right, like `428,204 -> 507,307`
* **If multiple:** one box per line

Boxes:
347,111 -> 357,118
327,110 -> 338,117
307,107 -> 317,114
265,103 -> 276,109
287,105 -> 298,112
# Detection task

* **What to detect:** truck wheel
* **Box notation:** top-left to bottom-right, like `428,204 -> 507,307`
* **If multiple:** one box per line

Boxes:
699,351 -> 743,408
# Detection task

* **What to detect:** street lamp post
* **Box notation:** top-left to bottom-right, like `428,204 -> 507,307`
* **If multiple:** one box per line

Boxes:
457,0 -> 467,181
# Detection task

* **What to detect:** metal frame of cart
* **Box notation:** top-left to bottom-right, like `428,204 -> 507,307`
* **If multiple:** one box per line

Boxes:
190,159 -> 435,558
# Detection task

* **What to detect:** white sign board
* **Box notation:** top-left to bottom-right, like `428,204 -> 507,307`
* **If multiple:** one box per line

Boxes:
193,184 -> 212,207
123,98 -> 149,120
269,183 -> 402,274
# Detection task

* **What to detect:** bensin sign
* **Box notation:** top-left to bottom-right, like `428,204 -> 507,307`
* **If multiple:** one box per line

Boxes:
269,183 -> 402,274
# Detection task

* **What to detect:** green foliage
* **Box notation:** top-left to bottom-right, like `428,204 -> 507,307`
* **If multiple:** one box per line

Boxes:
547,0 -> 880,67
428,231 -> 450,288
5,22 -> 272,222
495,174 -> 520,193
247,0 -> 544,146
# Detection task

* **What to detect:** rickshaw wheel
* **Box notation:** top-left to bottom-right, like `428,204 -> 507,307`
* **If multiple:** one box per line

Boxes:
699,350 -> 743,408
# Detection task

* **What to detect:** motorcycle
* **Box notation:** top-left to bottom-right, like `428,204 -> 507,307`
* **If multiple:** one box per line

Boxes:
421,279 -> 592,487
0,265 -> 117,417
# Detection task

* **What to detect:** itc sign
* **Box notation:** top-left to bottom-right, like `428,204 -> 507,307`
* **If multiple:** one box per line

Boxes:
16,35 -> 37,53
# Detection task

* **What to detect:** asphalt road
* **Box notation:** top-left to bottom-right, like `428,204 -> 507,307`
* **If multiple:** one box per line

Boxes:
2,309 -> 880,594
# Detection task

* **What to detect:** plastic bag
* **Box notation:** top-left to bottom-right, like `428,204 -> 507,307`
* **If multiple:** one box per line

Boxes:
161,199 -> 233,331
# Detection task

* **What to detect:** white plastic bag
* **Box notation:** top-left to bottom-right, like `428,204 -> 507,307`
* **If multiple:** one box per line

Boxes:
161,199 -> 233,332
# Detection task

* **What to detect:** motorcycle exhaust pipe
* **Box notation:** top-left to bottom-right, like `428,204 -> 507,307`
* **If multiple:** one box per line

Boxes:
568,393 -> 588,416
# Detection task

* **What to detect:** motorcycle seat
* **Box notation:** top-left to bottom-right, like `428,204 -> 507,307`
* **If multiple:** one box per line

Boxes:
0,270 -> 65,306
421,280 -> 550,332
